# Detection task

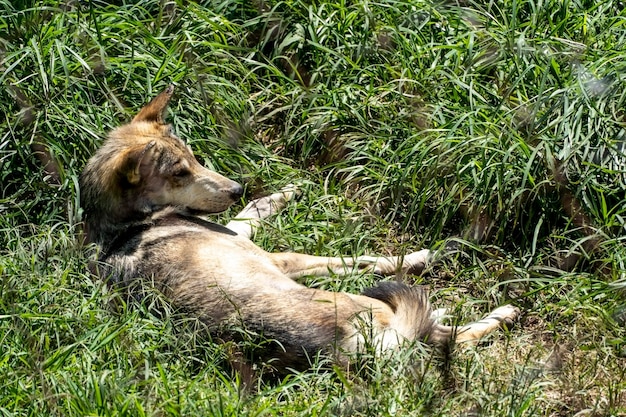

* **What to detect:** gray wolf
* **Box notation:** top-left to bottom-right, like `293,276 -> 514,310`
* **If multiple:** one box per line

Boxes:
80,85 -> 520,371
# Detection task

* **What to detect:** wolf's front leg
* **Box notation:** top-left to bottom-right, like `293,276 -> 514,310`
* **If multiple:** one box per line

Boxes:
226,185 -> 298,239
269,249 -> 431,279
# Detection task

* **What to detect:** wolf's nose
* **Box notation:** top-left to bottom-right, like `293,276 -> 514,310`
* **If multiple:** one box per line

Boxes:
230,184 -> 244,200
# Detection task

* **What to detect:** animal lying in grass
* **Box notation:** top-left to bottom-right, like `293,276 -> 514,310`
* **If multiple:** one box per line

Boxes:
80,85 -> 520,371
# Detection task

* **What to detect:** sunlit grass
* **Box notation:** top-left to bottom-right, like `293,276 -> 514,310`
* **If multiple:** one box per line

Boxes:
1,0 -> 626,414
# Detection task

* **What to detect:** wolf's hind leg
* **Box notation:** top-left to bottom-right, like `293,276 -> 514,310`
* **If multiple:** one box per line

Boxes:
268,249 -> 432,279
226,185 -> 298,239
428,304 -> 520,344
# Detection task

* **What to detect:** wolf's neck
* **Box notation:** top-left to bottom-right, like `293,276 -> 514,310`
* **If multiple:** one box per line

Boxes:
83,208 -> 150,251
81,188 -> 157,246
83,199 -> 186,253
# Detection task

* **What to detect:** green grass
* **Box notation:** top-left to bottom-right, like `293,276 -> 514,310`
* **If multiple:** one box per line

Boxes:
2,0 -> 626,415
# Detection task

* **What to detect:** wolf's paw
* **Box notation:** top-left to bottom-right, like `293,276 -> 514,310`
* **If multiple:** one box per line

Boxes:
430,308 -> 449,323
404,249 -> 433,275
490,305 -> 521,329
260,184 -> 300,214
242,185 -> 300,219
273,184 -> 301,205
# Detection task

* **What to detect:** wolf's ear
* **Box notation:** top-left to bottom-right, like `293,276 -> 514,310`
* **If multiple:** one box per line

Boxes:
132,84 -> 175,124
120,140 -> 158,185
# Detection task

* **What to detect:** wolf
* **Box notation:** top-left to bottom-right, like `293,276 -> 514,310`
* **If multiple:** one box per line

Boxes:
80,85 -> 520,371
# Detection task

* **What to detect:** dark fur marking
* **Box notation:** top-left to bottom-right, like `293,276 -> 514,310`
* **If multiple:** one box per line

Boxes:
103,223 -> 151,257
362,281 -> 435,341
362,281 -> 425,313
161,213 -> 238,236
101,212 -> 237,258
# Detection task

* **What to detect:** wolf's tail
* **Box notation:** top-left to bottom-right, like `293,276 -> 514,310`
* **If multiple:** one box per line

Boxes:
361,281 -> 435,343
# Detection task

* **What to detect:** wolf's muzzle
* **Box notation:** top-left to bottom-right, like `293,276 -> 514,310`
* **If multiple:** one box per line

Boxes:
229,183 -> 244,200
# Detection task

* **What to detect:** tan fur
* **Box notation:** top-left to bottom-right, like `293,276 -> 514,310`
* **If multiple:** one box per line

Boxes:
80,86 -> 520,372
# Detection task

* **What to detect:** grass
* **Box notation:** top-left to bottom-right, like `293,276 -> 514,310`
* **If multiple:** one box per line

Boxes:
1,0 -> 626,415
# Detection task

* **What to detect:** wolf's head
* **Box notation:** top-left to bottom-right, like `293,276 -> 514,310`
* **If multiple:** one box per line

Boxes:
80,85 -> 243,245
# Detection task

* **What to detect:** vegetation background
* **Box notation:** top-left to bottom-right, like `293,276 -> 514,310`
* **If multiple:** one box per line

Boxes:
2,0 -> 626,415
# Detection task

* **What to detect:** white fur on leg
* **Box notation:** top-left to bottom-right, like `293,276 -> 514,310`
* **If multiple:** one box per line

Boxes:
429,304 -> 520,344
430,308 -> 449,324
454,304 -> 521,343
357,249 -> 432,276
226,185 -> 299,239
